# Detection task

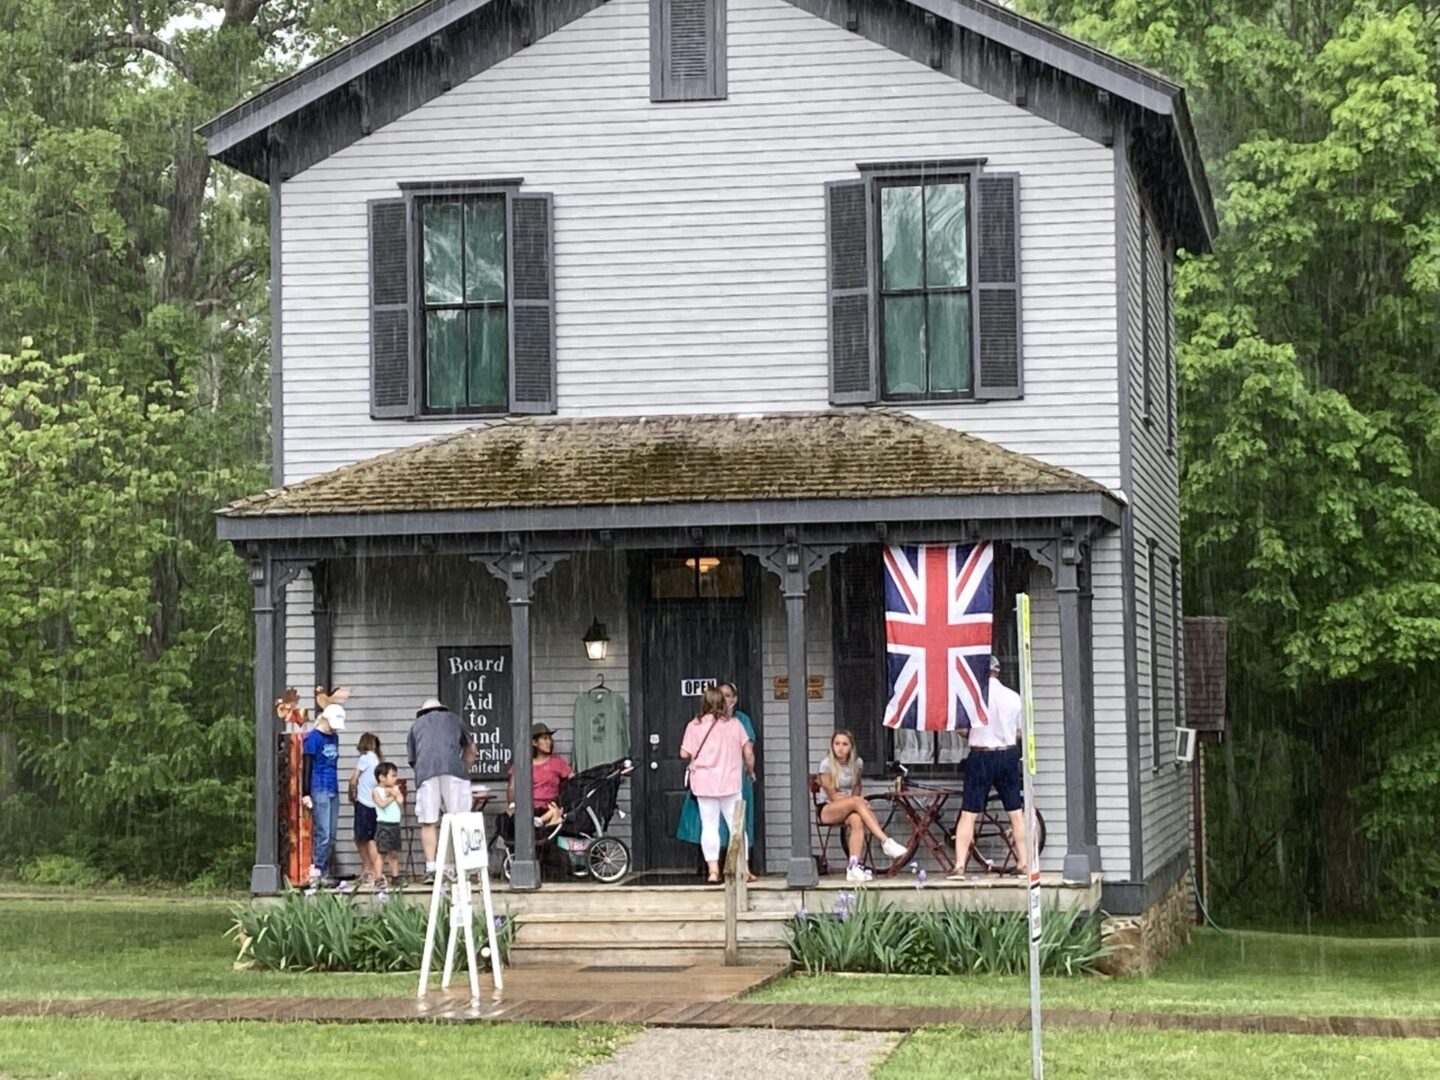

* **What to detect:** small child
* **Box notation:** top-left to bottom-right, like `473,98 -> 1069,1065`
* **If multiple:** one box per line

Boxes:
372,762 -> 405,896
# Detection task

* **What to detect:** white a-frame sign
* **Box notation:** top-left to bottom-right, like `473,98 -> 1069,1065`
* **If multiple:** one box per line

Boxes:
417,812 -> 504,1002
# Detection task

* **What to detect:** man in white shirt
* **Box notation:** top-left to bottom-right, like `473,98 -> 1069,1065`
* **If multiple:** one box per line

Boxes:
949,656 -> 1028,878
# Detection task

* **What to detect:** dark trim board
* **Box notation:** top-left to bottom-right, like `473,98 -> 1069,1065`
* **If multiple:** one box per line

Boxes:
268,160 -> 284,486
1115,129 -> 1144,884
1099,847 -> 1189,915
217,492 -> 1123,543
198,0 -> 1213,251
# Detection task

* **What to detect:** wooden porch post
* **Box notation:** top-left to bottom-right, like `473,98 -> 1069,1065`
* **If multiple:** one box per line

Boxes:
747,533 -> 843,888
248,552 -> 283,895
312,561 -> 332,692
482,543 -> 565,891
1057,525 -> 1097,882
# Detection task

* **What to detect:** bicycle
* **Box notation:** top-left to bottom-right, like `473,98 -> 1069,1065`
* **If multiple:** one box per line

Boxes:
860,761 -> 1046,877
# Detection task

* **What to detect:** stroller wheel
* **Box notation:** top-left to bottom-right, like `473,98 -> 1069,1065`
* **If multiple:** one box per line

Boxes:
501,849 -> 514,882
586,836 -> 630,884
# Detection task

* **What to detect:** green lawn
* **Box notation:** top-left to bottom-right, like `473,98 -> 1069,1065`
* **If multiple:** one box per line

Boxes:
753,929 -> 1440,1018
877,1027 -> 1440,1079
0,1019 -> 629,1080
0,899 -> 417,999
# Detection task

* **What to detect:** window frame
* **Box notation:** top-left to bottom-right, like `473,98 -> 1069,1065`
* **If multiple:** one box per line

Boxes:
412,191 -> 510,417
870,170 -> 979,403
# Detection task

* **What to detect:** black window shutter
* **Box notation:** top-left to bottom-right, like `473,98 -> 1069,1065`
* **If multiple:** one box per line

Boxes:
369,199 -> 414,418
507,192 -> 556,414
651,0 -> 726,102
826,179 -> 876,404
974,173 -> 1023,399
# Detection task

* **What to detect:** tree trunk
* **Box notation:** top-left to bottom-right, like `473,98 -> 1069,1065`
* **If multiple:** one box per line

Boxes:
1312,687 -> 1374,918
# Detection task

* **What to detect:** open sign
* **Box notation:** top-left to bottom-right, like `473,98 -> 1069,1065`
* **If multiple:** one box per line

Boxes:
680,677 -> 715,697
448,812 -> 492,872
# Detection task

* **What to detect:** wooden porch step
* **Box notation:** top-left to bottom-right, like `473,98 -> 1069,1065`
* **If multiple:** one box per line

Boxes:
508,943 -> 792,969
514,911 -> 790,947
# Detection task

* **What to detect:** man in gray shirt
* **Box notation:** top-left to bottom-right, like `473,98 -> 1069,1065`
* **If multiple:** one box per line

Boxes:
407,697 -> 474,881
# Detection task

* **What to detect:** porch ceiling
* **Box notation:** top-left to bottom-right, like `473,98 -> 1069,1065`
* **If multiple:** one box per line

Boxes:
219,410 -> 1115,526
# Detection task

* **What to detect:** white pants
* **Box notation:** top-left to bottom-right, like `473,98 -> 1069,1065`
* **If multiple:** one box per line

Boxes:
697,792 -> 747,864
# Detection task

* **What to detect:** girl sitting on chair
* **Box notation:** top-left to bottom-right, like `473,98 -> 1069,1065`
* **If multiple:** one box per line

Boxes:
816,729 -> 908,882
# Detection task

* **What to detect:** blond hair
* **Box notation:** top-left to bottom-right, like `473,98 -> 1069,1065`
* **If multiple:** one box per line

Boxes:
828,729 -> 862,791
698,685 -> 726,719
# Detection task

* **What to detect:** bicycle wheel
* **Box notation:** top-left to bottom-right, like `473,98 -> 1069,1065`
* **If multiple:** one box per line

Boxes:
860,792 -> 917,876
967,796 -> 1047,874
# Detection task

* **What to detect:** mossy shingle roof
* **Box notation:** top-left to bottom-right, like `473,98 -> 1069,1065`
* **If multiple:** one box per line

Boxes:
220,410 -> 1110,518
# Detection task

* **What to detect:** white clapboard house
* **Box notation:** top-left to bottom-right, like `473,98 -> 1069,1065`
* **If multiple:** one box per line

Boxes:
206,0 -> 1213,960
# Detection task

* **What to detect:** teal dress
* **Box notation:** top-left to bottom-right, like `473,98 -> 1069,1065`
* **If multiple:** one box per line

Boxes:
675,711 -> 756,850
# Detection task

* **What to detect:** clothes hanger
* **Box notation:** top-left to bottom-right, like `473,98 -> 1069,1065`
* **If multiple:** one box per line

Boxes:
590,672 -> 607,693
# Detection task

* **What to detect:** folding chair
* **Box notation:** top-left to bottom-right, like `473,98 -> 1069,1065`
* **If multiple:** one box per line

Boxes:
809,774 -> 847,876
396,778 -> 424,879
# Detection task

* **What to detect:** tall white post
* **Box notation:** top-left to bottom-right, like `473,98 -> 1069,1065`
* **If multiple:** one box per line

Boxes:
1018,593 -> 1043,1080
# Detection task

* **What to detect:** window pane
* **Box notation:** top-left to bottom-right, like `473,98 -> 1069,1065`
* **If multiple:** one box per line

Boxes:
694,556 -> 743,598
464,198 -> 506,303
883,295 -> 927,395
925,182 -> 968,287
426,309 -> 466,409
422,203 -> 464,304
881,185 -> 923,290
466,307 -> 508,409
927,294 -> 972,393
651,558 -> 697,599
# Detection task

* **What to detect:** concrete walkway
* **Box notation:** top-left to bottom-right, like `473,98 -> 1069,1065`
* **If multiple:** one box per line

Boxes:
578,1029 -> 901,1080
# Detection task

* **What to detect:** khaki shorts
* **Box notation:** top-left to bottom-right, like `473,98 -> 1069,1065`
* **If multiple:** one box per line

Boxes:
415,775 -> 473,824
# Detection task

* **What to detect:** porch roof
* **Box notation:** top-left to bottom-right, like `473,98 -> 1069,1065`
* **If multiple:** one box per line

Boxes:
220,411 -> 1115,527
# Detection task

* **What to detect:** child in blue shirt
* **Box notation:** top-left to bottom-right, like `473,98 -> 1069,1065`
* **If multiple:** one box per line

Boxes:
301,704 -> 345,886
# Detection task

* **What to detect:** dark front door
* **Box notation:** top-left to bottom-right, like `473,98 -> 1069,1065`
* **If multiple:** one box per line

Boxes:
630,554 -> 762,872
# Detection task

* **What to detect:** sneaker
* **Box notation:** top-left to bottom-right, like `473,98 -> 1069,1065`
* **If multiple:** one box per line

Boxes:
421,872 -> 436,886
391,876 -> 407,890
881,838 -> 908,859
332,879 -> 356,894
307,866 -> 323,884
845,865 -> 869,884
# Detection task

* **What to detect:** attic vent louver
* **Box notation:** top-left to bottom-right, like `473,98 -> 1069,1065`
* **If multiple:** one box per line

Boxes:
651,0 -> 726,102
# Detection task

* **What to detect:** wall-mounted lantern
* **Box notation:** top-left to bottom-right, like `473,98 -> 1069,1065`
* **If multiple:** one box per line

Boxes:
582,619 -> 609,662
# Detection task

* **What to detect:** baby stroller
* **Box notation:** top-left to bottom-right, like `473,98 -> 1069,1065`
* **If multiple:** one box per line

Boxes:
501,758 -> 634,884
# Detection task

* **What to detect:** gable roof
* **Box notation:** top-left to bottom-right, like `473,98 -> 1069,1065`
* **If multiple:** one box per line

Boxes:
200,0 -> 1214,249
217,410 -> 1117,532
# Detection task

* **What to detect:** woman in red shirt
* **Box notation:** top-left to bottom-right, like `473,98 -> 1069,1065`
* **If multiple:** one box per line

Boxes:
507,722 -> 574,829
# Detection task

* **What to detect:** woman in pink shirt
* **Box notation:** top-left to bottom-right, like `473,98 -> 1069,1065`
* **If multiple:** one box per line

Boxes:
680,686 -> 756,883
507,722 -> 573,830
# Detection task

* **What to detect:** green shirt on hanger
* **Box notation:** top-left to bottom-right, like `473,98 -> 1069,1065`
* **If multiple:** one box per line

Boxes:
573,686 -> 630,772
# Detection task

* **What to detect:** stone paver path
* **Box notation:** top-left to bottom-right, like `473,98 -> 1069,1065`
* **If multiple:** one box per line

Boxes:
578,1028 -> 900,1080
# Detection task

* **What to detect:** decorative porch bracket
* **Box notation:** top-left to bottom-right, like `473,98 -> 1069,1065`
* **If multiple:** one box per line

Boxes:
477,542 -> 567,891
1015,522 -> 1098,882
246,548 -> 313,895
744,532 -> 846,888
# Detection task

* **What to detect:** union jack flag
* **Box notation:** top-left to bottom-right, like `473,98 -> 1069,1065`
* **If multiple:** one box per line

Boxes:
882,543 -> 994,732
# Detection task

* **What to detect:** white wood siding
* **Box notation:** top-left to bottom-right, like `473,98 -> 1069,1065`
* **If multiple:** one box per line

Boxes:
279,0 -> 1118,489
1123,166 -> 1190,880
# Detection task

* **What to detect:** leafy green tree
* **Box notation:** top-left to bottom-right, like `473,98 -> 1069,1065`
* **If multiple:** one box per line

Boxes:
1025,0 -> 1440,919
0,0 -> 408,883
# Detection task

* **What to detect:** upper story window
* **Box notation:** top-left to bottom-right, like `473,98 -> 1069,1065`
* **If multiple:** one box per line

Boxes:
366,184 -> 555,420
826,163 -> 1022,406
420,196 -> 508,413
878,179 -> 972,399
